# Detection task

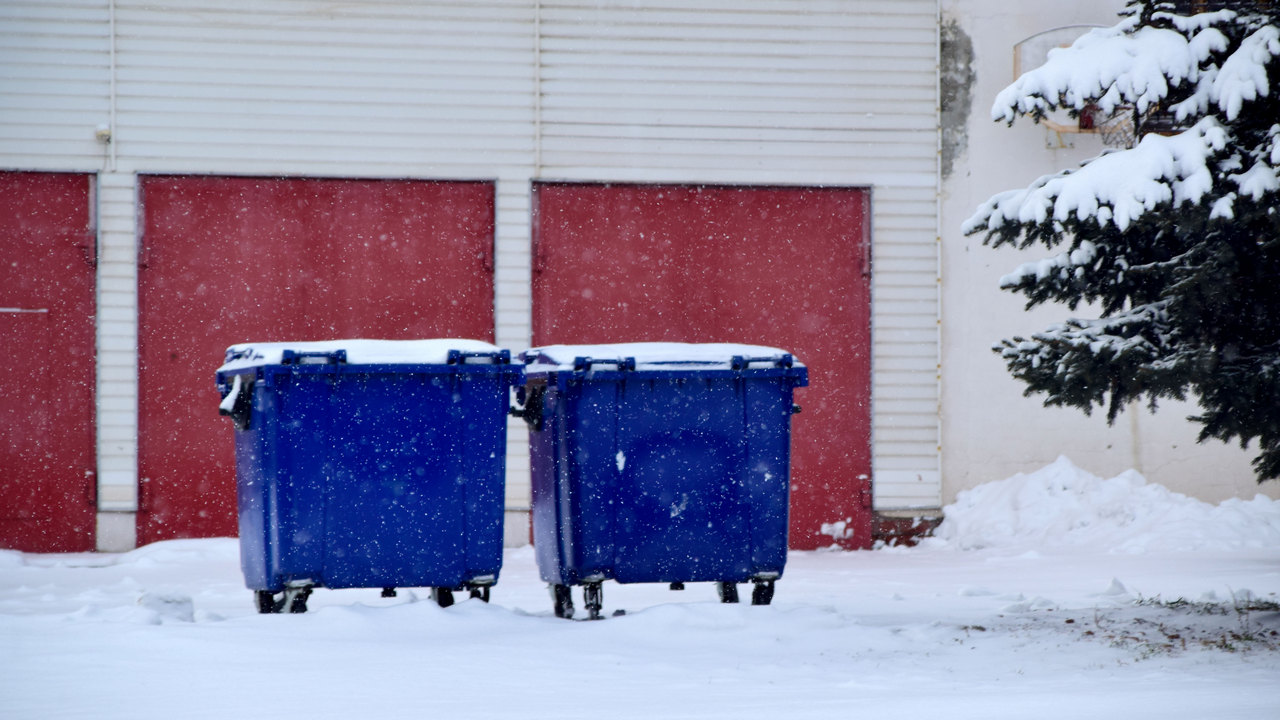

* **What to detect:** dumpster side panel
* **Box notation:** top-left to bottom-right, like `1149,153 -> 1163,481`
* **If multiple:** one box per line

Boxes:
743,377 -> 797,574
233,402 -> 271,590
233,369 -> 330,592
613,378 -> 751,584
530,377 -> 623,586
529,383 -> 569,584
236,374 -> 270,590
271,372 -> 334,587
565,379 -> 621,582
460,372 -> 509,583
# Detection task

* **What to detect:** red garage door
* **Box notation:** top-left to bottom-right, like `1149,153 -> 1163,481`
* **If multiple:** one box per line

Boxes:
137,176 -> 495,544
533,183 -> 873,550
0,172 -> 97,552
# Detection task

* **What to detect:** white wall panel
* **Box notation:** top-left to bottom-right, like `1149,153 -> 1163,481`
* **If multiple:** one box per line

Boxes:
0,1 -> 111,170
95,172 -> 138,518
872,183 -> 942,509
109,0 -> 536,177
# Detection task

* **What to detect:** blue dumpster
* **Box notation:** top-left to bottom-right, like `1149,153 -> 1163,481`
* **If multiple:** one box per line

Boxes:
215,339 -> 521,613
516,343 -> 808,619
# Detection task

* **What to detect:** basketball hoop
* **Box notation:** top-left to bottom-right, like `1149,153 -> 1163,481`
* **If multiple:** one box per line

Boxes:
1013,26 -> 1118,146
1082,104 -> 1136,149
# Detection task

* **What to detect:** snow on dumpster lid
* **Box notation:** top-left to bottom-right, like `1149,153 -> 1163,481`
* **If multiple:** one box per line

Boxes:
218,339 -> 505,372
522,342 -> 803,371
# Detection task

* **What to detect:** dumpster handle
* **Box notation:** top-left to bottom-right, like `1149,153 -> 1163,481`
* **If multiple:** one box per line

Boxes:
281,350 -> 347,365
573,356 -> 636,372
509,385 -> 546,431
731,354 -> 793,370
218,374 -> 254,430
448,349 -> 512,365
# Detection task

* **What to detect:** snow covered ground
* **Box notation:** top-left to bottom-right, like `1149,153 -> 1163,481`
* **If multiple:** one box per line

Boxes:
3,457 -> 1278,719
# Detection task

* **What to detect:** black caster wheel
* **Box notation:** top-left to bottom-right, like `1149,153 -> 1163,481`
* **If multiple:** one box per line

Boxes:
431,587 -> 455,608
284,585 -> 312,613
551,584 -> 575,619
256,586 -> 312,613
583,582 -> 604,621
751,579 -> 775,606
716,582 -> 740,604
255,590 -> 280,614
468,586 -> 491,603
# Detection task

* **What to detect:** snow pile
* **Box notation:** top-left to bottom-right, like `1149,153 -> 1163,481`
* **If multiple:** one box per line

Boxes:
928,456 -> 1280,553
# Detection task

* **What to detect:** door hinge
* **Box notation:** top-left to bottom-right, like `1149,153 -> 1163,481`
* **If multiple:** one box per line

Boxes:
77,229 -> 97,268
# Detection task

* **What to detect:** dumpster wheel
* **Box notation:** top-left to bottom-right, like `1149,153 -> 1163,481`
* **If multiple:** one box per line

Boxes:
583,582 -> 604,620
716,582 -> 740,604
551,584 -> 574,619
751,579 -> 775,606
431,587 -> 455,608
255,585 -> 312,614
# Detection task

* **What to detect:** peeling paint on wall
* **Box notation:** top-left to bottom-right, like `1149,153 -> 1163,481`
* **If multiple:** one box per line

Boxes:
940,17 -> 976,179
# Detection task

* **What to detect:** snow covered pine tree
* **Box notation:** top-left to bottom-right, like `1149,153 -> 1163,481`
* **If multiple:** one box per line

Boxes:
964,1 -> 1280,481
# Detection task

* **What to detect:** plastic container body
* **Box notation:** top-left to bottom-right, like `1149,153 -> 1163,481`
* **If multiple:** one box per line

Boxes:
216,345 -> 520,594
523,345 -> 807,587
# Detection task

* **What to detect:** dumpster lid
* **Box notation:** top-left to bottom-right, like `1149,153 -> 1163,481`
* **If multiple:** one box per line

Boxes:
521,342 -> 804,372
218,339 -> 505,372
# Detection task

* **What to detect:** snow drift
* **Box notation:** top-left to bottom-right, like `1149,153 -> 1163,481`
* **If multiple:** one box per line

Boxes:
928,455 -> 1280,553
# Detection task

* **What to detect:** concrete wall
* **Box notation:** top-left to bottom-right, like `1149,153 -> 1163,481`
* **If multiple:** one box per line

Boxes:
938,0 -> 1280,503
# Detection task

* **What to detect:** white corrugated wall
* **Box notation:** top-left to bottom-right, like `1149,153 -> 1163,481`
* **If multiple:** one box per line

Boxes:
0,0 -> 940,550
0,0 -> 111,168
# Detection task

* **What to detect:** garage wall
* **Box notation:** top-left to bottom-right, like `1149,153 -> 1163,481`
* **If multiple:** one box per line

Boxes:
536,0 -> 942,510
1,0 -> 943,550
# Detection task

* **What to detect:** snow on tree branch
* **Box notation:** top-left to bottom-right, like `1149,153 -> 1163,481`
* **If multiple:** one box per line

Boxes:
964,118 -> 1227,235
992,13 -> 1231,121
1211,25 -> 1280,119
996,300 -> 1176,421
999,241 -> 1098,290
991,6 -> 1279,126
